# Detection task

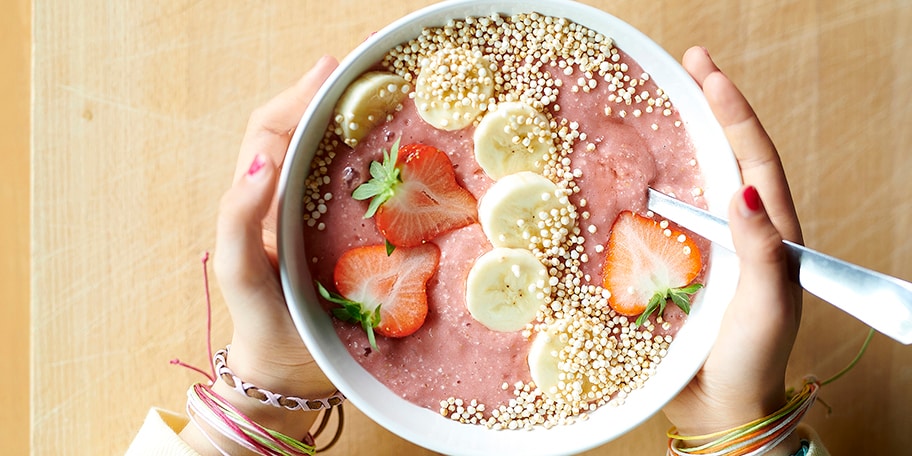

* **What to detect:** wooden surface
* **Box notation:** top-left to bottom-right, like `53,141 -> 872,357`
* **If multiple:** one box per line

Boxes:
30,1 -> 912,455
1,0 -> 30,454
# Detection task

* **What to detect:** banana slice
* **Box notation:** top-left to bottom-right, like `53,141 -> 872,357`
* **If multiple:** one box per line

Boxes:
473,101 -> 555,180
333,71 -> 410,147
465,247 -> 550,332
477,171 -> 577,250
528,318 -> 598,401
528,319 -> 570,400
414,47 -> 495,131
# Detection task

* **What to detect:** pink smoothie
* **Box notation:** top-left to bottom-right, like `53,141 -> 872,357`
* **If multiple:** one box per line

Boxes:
300,14 -> 708,420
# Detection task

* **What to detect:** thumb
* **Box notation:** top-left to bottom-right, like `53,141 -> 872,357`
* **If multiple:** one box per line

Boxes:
729,185 -> 788,286
725,184 -> 801,356
214,153 -> 280,300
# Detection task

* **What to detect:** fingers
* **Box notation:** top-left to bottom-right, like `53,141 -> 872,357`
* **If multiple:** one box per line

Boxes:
215,153 -> 282,302
231,56 -> 339,261
681,46 -> 719,89
682,46 -> 802,244
214,153 -> 336,399
233,55 -> 339,182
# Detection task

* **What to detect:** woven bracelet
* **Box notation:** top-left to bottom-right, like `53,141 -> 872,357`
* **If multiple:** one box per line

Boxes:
214,347 -> 345,412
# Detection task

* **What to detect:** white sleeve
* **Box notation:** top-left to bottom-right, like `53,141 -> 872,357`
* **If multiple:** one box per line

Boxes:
125,408 -> 199,456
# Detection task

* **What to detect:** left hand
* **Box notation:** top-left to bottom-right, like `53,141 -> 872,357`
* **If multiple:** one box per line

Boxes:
181,56 -> 339,453
213,56 -> 339,402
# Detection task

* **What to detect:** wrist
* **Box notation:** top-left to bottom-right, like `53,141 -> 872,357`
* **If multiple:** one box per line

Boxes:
670,379 -> 790,438
210,345 -> 341,437
667,381 -> 818,456
226,339 -> 336,399
209,378 -> 322,439
178,344 -> 343,456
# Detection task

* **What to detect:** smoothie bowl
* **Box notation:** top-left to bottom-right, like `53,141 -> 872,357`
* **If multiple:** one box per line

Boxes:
277,0 -> 740,454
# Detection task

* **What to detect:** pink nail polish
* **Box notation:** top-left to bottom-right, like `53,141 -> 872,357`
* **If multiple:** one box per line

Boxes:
247,154 -> 266,176
743,185 -> 762,212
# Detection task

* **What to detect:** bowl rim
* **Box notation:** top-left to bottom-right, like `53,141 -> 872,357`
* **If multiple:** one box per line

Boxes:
277,0 -> 741,454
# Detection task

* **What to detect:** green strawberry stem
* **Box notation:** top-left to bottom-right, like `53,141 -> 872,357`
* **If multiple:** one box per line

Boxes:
634,283 -> 703,327
316,281 -> 382,351
352,138 -> 402,219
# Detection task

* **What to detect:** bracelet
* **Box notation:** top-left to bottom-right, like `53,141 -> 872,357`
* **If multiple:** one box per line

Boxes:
186,383 -> 316,456
666,378 -> 819,456
214,347 -> 345,412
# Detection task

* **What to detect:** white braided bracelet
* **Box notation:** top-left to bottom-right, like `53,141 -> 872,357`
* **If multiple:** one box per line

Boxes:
214,347 -> 345,412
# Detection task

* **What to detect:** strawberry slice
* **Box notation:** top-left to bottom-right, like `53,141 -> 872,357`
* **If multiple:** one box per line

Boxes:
602,211 -> 703,326
352,140 -> 477,248
316,243 -> 440,350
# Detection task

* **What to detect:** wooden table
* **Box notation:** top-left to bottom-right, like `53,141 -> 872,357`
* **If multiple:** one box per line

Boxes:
23,1 -> 912,454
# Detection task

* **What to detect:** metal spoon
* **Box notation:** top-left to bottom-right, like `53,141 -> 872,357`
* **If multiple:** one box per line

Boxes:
647,188 -> 912,344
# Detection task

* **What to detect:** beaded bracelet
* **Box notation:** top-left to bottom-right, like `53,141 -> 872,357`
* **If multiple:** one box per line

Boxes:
187,382 -> 316,456
214,347 -> 345,412
666,378 -> 819,456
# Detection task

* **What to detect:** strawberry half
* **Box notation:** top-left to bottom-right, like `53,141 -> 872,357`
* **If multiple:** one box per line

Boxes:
316,243 -> 440,350
602,211 -> 703,326
352,140 -> 477,248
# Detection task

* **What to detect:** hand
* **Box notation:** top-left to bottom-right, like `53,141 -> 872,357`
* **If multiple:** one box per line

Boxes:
180,56 -> 339,454
663,47 -> 804,453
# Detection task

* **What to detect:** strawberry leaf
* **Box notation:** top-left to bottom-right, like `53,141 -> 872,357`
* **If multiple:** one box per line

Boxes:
633,282 -> 703,327
316,281 -> 382,351
385,239 -> 396,256
316,281 -> 353,305
352,139 -> 402,219
670,283 -> 703,315
669,290 -> 691,315
677,283 -> 704,295
635,292 -> 665,327
362,306 -> 381,351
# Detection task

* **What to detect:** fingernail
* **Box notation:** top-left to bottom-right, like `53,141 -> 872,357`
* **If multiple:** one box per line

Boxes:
247,154 -> 266,177
741,185 -> 762,216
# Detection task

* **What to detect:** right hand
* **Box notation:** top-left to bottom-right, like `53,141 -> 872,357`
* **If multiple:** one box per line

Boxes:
663,46 -> 805,454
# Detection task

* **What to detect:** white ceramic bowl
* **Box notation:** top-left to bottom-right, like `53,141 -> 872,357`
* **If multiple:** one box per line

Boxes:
277,1 -> 741,454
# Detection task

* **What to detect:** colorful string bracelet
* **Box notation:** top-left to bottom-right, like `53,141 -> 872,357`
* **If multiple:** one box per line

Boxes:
666,379 -> 818,456
187,382 -> 316,456
666,328 -> 875,456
